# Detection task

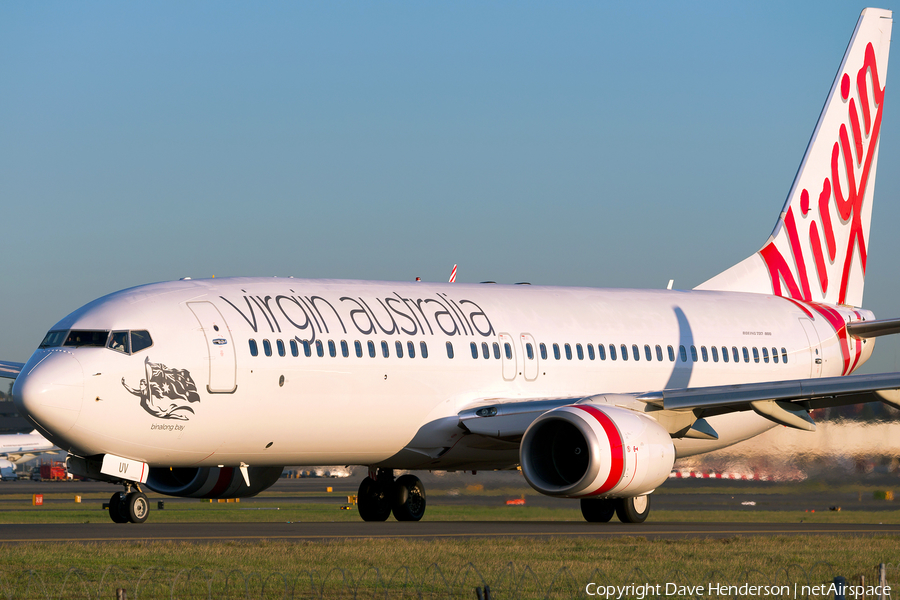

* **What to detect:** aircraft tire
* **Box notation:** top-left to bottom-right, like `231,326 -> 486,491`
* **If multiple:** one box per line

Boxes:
580,498 -> 617,523
125,492 -> 150,524
108,493 -> 128,524
615,495 -> 650,524
392,474 -> 426,521
357,476 -> 391,522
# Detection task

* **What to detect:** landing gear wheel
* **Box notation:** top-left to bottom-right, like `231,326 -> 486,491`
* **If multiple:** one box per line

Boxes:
125,492 -> 150,523
108,492 -> 128,523
616,495 -> 650,523
357,476 -> 392,522
392,474 -> 426,521
580,498 -> 616,523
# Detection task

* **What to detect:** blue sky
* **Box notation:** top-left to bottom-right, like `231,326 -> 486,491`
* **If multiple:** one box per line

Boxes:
3,2 -> 900,372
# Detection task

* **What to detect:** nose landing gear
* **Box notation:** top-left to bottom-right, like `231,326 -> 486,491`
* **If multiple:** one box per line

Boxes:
357,469 -> 427,522
108,483 -> 149,524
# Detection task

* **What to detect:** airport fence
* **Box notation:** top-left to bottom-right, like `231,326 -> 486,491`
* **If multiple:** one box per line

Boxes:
0,561 -> 894,599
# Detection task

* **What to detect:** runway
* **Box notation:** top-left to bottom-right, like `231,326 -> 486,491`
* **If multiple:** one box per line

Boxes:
2,472 -> 899,543
3,521 -> 900,544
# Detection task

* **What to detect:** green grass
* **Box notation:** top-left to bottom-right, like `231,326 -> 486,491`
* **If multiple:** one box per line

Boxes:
0,537 -> 897,599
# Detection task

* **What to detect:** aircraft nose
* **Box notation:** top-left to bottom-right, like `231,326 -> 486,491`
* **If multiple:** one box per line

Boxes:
13,350 -> 84,435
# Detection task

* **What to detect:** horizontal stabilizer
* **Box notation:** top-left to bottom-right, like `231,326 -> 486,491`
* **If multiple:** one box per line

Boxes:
847,318 -> 900,339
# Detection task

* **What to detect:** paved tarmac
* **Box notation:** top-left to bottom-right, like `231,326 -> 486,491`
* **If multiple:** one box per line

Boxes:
2,471 -> 899,543
3,521 -> 900,544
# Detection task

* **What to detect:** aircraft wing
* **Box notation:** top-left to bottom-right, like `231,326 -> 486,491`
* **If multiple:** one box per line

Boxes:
459,371 -> 900,440
0,361 -> 24,379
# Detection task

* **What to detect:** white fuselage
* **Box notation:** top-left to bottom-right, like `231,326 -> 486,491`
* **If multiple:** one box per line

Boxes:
13,277 -> 874,471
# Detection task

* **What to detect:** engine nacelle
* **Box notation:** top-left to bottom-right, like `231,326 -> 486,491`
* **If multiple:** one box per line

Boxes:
520,404 -> 674,498
145,466 -> 283,498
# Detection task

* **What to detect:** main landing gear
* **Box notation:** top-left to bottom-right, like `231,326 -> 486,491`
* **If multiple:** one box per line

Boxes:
108,483 -> 150,524
580,495 -> 651,524
357,469 -> 426,522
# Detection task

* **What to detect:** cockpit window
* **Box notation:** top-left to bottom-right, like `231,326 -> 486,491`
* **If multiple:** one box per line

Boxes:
130,331 -> 153,353
39,330 -> 68,348
64,330 -> 109,347
108,331 -> 130,354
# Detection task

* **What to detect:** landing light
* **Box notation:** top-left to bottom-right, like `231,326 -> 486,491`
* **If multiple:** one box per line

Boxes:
476,407 -> 498,417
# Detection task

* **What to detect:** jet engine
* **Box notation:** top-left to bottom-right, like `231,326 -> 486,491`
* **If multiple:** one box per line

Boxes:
145,466 -> 283,498
520,404 -> 674,498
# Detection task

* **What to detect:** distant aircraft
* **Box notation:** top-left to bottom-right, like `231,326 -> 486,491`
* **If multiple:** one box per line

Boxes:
0,430 -> 59,480
1,8 -> 897,524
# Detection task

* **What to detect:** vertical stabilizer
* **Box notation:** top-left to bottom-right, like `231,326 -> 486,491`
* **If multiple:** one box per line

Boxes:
696,8 -> 892,308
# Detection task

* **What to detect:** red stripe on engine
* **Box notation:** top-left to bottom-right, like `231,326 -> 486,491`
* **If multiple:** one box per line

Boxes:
208,467 -> 234,498
573,405 -> 625,495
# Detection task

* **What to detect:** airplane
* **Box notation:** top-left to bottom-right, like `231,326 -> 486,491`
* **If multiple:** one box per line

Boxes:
0,430 -> 59,480
1,8 -> 898,524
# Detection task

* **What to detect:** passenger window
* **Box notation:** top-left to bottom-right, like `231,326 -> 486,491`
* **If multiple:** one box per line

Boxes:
772,347 -> 778,363
130,331 -> 153,353
328,340 -> 336,358
621,344 -> 628,361
722,346 -> 729,363
368,341 -> 376,358
576,344 -> 583,360
632,344 -> 639,361
471,342 -> 479,359
396,341 -> 404,358
711,346 -> 718,362
527,343 -> 535,360
679,345 -> 687,362
609,344 -> 617,361
644,345 -> 652,361
588,344 -> 595,360
108,331 -> 130,354
341,340 -> 349,358
504,343 -> 512,360
446,342 -> 454,359
782,347 -> 788,363
493,343 -> 501,359
249,339 -> 258,357
315,340 -> 324,357
565,344 -> 572,360
742,347 -> 750,363
701,346 -> 708,362
762,347 -> 769,363
690,346 -> 698,362
553,344 -> 561,360
753,347 -> 760,363
540,343 -> 547,360
277,339 -> 286,357
355,340 -> 363,358
598,344 -> 606,360
421,341 -> 429,358
732,347 -> 740,363
302,340 -> 312,357
482,342 -> 490,359
381,341 -> 389,358
667,345 -> 675,362
263,339 -> 272,357
408,341 -> 416,358
290,340 -> 299,357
